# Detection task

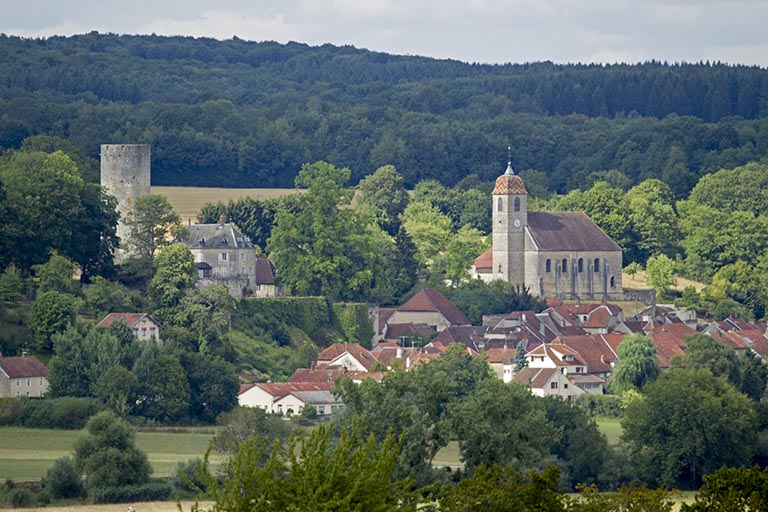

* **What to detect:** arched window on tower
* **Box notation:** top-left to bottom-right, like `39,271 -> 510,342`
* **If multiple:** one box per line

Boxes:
561,259 -> 568,273
610,276 -> 615,288
545,259 -> 551,273
497,197 -> 503,212
514,197 -> 520,212
578,258 -> 584,272
594,258 -> 600,272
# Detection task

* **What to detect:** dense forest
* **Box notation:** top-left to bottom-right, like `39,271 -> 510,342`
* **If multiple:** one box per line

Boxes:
1,32 -> 768,193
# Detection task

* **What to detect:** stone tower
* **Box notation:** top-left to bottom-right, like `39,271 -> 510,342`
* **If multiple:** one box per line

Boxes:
491,159 -> 527,288
100,144 -> 151,261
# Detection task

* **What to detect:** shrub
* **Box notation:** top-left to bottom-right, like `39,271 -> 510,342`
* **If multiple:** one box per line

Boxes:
17,397 -> 101,429
574,394 -> 624,418
90,482 -> 171,504
171,458 -> 208,493
0,398 -> 23,425
5,487 -> 35,508
42,457 -> 84,499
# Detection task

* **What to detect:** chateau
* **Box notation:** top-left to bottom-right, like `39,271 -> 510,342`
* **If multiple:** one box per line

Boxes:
471,161 -> 623,300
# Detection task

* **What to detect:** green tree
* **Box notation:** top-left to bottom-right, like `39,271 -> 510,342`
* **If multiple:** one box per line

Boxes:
42,457 -> 85,500
133,346 -> 190,422
267,161 -> 382,300
622,368 -> 757,489
94,366 -> 138,417
400,201 -> 452,268
670,333 -> 740,385
84,275 -> 141,316
623,261 -> 642,281
73,411 -> 151,494
645,253 -> 677,297
609,334 -> 660,393
441,225 -> 488,287
439,465 -> 564,512
180,352 -> 239,423
30,291 -> 82,352
125,194 -> 182,268
681,465 -> 768,511
703,261 -> 768,320
32,252 -> 79,295
449,378 -> 557,474
200,422 -> 424,512
623,179 -> 681,261
357,164 -> 409,235
211,406 -> 292,454
739,350 -> 768,401
148,243 -> 197,323
0,264 -> 24,300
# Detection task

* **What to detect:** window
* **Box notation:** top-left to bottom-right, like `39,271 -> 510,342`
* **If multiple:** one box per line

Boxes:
497,197 -> 503,212
550,382 -> 558,389
241,253 -> 246,261
149,328 -> 156,338
578,258 -> 584,272
561,259 -> 568,273
16,379 -> 20,387
564,383 -> 569,389
39,377 -> 44,385
318,406 -> 325,415
610,276 -> 616,288
594,258 -> 600,272
575,367 -> 583,373
133,328 -> 139,337
26,378 -> 30,387
220,252 -> 229,261
545,259 -> 551,273
514,197 -> 521,212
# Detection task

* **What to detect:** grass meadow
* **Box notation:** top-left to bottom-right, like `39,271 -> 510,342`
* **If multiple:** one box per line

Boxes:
0,427 -> 220,482
153,186 -> 301,225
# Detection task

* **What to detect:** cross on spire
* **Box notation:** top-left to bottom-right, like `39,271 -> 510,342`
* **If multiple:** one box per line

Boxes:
505,145 -> 515,175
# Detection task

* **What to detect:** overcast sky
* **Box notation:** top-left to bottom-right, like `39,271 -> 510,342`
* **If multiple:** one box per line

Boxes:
2,0 -> 767,67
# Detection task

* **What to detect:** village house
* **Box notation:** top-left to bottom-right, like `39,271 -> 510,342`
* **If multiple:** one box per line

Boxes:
512,367 -> 584,399
96,312 -> 162,342
0,355 -> 49,398
238,382 -> 343,416
382,288 -> 471,335
183,216 -> 268,298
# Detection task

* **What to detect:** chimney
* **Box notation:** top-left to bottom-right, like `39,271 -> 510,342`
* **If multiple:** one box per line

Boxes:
396,347 -> 403,359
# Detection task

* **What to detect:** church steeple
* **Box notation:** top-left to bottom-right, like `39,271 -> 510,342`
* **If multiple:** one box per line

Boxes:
492,149 -> 527,287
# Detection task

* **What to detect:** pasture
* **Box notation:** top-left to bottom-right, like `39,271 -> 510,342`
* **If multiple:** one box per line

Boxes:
0,427 -> 219,482
153,186 -> 301,224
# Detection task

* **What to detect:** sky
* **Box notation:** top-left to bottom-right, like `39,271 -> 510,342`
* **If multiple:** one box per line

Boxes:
2,0 -> 768,67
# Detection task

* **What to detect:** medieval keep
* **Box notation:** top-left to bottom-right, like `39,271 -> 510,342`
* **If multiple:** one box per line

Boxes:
471,160 -> 623,300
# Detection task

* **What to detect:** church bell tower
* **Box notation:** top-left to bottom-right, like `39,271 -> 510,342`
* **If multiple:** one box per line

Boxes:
492,151 -> 527,287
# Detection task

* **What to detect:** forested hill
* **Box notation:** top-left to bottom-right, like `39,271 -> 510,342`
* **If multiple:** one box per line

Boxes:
2,32 -> 768,192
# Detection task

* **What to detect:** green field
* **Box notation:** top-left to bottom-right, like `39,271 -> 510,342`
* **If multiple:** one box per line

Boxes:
596,417 -> 623,448
0,427 -> 220,481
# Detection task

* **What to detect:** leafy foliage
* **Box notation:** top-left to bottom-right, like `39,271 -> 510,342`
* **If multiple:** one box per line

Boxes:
609,334 -> 660,393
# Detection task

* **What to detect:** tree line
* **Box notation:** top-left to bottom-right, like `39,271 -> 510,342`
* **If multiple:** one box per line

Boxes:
2,33 -> 768,196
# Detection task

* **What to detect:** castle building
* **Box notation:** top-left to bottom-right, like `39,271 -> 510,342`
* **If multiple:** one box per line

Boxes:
471,161 -> 623,300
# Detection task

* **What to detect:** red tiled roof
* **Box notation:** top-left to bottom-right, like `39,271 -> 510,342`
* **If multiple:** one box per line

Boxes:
645,323 -> 695,368
493,173 -> 527,195
240,381 -> 335,398
398,288 -> 471,326
555,334 -> 623,374
485,346 -> 518,364
514,367 -> 558,388
385,323 -> 436,341
96,312 -> 153,329
378,308 -> 396,333
254,258 -> 277,285
472,247 -> 493,270
316,343 -> 378,370
722,330 -> 768,359
0,356 -> 48,379
583,307 -> 612,329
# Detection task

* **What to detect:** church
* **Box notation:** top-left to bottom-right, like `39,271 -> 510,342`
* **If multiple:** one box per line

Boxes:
471,160 -> 623,300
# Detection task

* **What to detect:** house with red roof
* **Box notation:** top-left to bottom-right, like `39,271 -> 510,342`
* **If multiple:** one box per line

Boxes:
513,367 -> 584,399
0,355 -> 49,397
315,343 -> 379,372
644,322 -> 696,368
543,303 -> 624,334
96,312 -> 162,342
384,288 -> 471,333
238,381 -> 341,416
523,342 -> 606,394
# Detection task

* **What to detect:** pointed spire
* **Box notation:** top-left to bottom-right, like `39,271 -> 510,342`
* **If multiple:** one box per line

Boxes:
504,145 -> 514,175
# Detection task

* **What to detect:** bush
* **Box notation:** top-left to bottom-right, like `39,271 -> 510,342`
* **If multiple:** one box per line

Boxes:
17,397 -> 101,429
575,393 -> 624,418
90,482 -> 171,504
5,487 -> 35,508
171,458 -> 209,493
0,398 -> 23,426
42,457 -> 84,499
